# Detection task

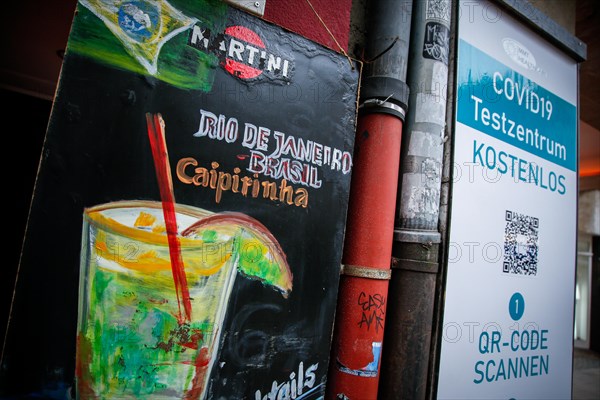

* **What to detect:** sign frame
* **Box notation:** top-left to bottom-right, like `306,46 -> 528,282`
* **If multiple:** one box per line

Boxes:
436,0 -> 584,399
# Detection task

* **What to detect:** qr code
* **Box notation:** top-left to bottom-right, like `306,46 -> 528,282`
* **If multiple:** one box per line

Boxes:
503,210 -> 539,276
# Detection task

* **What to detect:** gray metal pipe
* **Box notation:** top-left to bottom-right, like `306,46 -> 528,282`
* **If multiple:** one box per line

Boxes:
395,0 -> 451,238
379,241 -> 440,400
428,3 -> 458,397
359,0 -> 412,118
378,1 -> 452,399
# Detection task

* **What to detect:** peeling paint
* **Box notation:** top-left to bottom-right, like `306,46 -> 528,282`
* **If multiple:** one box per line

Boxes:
407,130 -> 443,158
335,342 -> 381,378
415,92 -> 447,124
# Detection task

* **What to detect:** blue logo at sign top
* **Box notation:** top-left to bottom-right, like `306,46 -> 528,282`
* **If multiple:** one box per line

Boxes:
118,1 -> 159,42
502,38 -> 543,74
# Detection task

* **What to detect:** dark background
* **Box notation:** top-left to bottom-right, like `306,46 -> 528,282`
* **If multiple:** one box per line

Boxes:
0,89 -> 50,349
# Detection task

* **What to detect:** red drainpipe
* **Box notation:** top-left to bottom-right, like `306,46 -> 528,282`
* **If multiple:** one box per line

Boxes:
326,113 -> 403,399
326,0 -> 413,398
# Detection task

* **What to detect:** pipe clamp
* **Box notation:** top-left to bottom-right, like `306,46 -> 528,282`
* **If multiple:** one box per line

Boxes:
341,264 -> 392,280
359,99 -> 406,120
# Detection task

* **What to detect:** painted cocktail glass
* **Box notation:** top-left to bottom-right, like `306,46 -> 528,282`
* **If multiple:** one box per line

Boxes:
76,200 -> 292,399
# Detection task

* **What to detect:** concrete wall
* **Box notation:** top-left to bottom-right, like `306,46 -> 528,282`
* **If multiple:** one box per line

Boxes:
529,0 -> 576,34
580,190 -> 600,236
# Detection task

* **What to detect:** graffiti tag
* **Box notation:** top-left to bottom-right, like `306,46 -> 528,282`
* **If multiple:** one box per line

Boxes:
357,292 -> 386,333
423,21 -> 450,65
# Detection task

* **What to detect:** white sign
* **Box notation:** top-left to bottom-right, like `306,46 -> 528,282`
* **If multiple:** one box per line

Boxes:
437,1 -> 578,399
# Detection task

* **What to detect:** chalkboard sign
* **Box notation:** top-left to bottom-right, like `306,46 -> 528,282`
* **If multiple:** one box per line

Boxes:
0,1 -> 359,399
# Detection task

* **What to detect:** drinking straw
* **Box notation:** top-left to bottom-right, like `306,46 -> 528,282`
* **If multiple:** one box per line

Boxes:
146,113 -> 192,324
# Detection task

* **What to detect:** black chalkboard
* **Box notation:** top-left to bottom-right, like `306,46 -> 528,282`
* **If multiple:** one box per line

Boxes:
0,2 -> 359,399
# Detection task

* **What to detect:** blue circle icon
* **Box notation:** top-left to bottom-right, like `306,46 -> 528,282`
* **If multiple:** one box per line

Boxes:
509,292 -> 525,321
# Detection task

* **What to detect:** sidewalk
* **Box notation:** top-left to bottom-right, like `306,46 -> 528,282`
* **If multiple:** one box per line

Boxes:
573,348 -> 600,400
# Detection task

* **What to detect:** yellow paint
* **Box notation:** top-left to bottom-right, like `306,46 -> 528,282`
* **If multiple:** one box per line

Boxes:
87,212 -> 198,247
134,211 -> 157,227
84,200 -> 292,292
94,239 -> 108,254
152,225 -> 167,234
100,249 -> 231,276
86,201 -> 236,276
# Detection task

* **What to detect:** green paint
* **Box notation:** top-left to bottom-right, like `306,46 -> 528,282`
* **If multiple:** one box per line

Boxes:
66,1 -> 228,91
93,268 -> 112,302
236,232 -> 289,291
78,205 -> 239,398
68,7 -> 148,76
77,202 -> 292,397
85,267 -> 210,396
201,229 -> 218,243
82,248 -> 265,397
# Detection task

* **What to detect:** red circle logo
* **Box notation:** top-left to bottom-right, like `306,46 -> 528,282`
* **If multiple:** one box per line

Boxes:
223,26 -> 265,79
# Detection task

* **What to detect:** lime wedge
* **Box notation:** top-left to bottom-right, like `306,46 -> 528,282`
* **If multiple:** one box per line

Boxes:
182,212 -> 293,297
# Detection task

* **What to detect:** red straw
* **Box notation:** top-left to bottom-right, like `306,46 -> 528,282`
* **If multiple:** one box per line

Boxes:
146,113 -> 192,324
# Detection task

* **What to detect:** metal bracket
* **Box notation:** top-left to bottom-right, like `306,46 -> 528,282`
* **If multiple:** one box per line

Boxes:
359,98 -> 406,120
224,0 -> 266,17
391,257 -> 439,273
341,264 -> 392,280
394,229 -> 441,244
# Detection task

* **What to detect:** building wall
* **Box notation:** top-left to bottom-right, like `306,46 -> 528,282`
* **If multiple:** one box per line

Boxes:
264,0 -> 353,52
580,190 -> 600,236
530,0 -> 576,33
